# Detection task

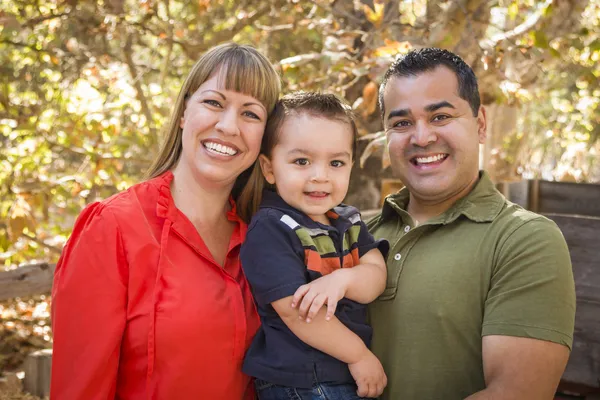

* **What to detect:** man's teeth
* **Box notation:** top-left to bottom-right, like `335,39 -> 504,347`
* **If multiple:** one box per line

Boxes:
415,154 -> 446,164
204,142 -> 237,156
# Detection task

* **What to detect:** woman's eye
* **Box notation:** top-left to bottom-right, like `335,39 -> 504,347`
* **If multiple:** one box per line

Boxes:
293,158 -> 309,166
243,110 -> 261,120
331,160 -> 345,168
204,99 -> 222,107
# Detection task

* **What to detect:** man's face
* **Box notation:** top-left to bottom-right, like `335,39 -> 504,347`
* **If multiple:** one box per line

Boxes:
382,66 -> 487,205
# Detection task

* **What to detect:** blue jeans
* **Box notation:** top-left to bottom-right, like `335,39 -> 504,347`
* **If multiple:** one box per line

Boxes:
255,378 -> 375,400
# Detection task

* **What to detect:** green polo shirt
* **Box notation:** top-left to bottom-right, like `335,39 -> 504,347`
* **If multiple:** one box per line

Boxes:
367,171 -> 576,400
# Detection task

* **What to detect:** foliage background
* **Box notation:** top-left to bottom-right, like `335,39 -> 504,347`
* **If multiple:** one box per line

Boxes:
0,0 -> 599,375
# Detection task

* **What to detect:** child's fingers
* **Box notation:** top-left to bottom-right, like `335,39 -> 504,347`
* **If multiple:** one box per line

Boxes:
356,380 -> 369,397
306,294 -> 327,322
298,290 -> 318,319
325,298 -> 338,321
291,285 -> 310,308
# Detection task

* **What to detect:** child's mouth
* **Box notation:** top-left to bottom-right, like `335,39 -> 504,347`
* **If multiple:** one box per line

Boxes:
305,191 -> 329,198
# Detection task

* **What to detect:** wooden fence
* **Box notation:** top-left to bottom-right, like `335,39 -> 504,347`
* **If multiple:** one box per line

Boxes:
0,179 -> 599,397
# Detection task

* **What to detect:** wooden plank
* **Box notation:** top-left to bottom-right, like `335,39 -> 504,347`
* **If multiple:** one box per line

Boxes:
539,181 -> 600,217
498,180 -> 530,209
546,214 -> 600,389
23,348 -> 52,398
0,263 -> 55,301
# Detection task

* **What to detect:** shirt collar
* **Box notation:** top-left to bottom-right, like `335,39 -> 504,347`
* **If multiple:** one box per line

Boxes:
260,189 -> 357,230
154,170 -> 242,224
382,171 -> 504,225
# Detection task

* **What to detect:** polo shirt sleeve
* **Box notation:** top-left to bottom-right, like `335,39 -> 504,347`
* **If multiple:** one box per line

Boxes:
357,220 -> 390,259
482,216 -> 576,349
241,211 -> 308,306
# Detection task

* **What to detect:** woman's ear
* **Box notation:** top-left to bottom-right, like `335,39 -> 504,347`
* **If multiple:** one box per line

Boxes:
258,154 -> 276,185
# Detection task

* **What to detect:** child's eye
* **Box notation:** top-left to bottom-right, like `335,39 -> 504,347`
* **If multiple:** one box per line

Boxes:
330,160 -> 345,168
293,158 -> 309,166
204,99 -> 222,108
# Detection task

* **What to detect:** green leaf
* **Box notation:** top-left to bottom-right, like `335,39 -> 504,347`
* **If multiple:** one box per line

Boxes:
533,31 -> 549,49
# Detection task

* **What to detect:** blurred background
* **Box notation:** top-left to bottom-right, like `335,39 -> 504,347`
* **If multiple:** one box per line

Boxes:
0,0 -> 599,397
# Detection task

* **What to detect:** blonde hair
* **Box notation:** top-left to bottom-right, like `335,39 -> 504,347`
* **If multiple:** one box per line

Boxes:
237,92 -> 358,222
146,42 -> 281,181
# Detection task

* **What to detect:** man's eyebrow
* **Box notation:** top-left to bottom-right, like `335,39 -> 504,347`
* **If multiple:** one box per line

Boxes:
387,108 -> 410,121
425,101 -> 455,112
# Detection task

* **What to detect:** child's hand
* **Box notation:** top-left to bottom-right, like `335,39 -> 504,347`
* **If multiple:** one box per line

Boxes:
348,349 -> 387,398
291,270 -> 350,322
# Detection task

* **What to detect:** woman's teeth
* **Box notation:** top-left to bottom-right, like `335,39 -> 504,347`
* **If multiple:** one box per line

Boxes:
204,142 -> 237,156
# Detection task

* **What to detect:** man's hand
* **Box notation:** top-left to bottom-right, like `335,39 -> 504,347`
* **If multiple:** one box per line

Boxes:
291,270 -> 350,322
348,348 -> 388,398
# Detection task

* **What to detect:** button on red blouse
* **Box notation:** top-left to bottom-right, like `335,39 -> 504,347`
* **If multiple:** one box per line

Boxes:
51,171 -> 260,399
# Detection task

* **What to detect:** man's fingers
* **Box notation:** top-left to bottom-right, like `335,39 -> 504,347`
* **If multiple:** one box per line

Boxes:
306,294 -> 327,323
291,285 -> 309,308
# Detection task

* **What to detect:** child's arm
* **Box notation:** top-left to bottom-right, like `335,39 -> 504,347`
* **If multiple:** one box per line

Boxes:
292,247 -> 386,321
272,295 -> 387,398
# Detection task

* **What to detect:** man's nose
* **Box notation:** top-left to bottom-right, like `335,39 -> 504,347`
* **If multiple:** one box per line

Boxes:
410,121 -> 437,147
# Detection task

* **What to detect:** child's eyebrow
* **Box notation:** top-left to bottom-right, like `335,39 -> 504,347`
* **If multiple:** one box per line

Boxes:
287,149 -> 351,158
330,151 -> 352,158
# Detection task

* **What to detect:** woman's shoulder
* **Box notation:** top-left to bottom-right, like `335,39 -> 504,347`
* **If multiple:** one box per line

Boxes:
77,173 -> 170,230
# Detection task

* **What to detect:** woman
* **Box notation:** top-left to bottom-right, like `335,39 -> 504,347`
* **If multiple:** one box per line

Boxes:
51,43 -> 281,399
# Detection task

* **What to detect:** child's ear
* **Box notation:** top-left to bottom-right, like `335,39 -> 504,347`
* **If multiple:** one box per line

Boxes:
258,154 -> 276,185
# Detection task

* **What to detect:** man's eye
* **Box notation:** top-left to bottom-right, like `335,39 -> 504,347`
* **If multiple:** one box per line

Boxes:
393,120 -> 411,128
432,114 -> 449,122
331,160 -> 345,168
294,158 -> 309,166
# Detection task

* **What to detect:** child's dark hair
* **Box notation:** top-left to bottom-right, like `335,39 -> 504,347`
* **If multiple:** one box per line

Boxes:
237,91 -> 358,222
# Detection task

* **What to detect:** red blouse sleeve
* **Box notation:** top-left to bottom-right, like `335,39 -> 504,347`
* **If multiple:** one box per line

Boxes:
51,202 -> 128,400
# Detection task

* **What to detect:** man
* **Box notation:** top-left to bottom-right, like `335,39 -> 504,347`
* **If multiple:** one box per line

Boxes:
367,48 -> 576,399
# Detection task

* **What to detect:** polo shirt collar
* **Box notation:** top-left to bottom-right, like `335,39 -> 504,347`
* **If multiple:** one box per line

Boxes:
260,189 -> 355,231
382,171 -> 504,225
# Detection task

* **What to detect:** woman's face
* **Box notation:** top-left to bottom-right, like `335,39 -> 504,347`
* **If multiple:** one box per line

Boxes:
177,72 -> 268,189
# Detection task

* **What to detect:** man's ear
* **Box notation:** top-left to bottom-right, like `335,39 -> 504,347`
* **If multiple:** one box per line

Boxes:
258,154 -> 276,185
477,106 -> 487,144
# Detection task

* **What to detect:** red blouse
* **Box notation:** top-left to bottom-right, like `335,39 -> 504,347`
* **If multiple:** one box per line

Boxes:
51,171 -> 260,399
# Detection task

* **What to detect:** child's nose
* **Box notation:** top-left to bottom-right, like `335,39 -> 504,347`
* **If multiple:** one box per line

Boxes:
310,165 -> 329,182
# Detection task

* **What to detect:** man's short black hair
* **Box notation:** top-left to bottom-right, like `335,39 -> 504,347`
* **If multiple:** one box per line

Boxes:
378,48 -> 480,117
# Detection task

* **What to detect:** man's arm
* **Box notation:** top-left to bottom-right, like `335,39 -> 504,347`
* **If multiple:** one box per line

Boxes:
465,335 -> 570,400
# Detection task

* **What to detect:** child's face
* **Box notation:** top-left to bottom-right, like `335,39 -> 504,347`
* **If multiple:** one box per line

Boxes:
259,113 -> 354,225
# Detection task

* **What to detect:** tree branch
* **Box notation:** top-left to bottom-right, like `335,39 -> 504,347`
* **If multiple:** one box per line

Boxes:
121,30 -> 158,148
480,0 -> 553,50
22,233 -> 62,255
182,2 -> 274,58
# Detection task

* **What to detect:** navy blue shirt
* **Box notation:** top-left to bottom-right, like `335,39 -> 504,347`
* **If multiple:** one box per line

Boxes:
241,190 -> 389,388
